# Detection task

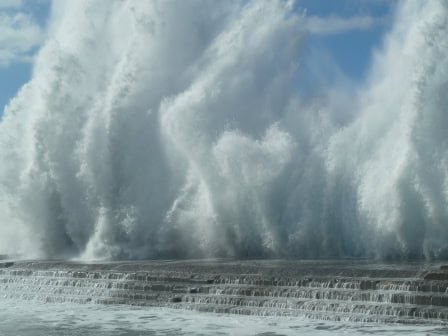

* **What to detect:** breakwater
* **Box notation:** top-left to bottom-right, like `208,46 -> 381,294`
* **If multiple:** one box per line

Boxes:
1,260 -> 448,324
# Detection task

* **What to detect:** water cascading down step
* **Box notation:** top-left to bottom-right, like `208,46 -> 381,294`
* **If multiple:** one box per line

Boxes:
1,260 -> 448,324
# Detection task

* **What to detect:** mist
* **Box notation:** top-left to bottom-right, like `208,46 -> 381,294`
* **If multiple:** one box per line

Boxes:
0,0 -> 447,260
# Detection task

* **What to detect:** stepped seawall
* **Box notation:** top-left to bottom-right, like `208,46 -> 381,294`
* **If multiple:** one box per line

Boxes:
1,260 -> 448,324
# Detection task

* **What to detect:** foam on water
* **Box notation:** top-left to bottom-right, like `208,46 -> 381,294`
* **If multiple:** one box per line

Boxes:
0,300 -> 447,336
0,1 -> 448,260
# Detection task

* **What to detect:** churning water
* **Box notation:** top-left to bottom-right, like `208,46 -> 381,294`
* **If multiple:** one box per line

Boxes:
1,1 -> 448,261
1,301 -> 447,336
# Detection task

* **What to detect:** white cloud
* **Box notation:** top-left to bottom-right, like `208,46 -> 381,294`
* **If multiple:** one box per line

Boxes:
0,0 -> 23,9
305,15 -> 381,35
0,10 -> 44,66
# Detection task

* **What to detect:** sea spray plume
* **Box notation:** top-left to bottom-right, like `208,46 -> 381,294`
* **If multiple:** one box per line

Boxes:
0,0 -> 448,260
0,0 -> 305,259
0,0 -> 242,258
407,1 -> 448,258
327,0 -> 448,259
159,0 -> 302,257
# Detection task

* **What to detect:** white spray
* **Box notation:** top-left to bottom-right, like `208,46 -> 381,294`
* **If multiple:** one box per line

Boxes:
0,0 -> 447,260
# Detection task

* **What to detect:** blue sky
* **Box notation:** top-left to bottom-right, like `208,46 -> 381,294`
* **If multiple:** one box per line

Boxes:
298,0 -> 394,80
0,0 -> 50,114
0,0 -> 394,117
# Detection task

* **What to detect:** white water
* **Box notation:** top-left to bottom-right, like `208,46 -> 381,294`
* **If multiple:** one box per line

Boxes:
0,300 -> 446,336
0,0 -> 448,260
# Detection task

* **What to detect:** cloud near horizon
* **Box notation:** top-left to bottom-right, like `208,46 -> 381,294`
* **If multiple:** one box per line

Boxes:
304,14 -> 383,35
0,2 -> 44,67
0,0 -> 23,9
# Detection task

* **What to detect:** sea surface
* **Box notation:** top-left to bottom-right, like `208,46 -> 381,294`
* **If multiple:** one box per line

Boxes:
0,299 -> 447,336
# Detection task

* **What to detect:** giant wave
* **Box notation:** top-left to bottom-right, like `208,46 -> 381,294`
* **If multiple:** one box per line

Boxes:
0,0 -> 447,260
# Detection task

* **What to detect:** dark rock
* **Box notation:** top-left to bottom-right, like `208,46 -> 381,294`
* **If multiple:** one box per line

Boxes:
424,272 -> 448,280
0,262 -> 14,268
